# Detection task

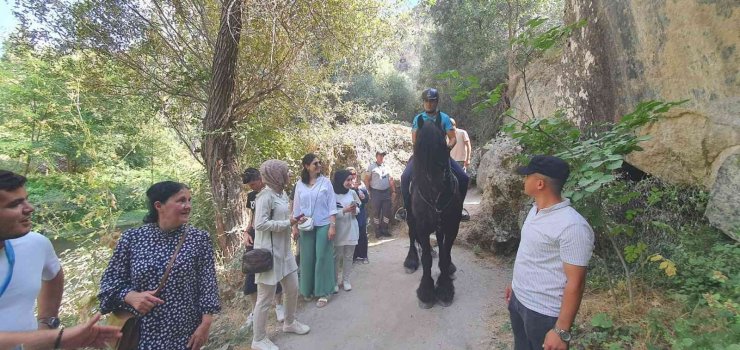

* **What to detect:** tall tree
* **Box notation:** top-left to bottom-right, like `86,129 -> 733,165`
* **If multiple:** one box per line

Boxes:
16,0 -> 387,256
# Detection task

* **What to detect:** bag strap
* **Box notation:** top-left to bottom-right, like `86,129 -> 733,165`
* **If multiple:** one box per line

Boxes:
153,230 -> 187,296
307,178 -> 322,217
269,208 -> 274,257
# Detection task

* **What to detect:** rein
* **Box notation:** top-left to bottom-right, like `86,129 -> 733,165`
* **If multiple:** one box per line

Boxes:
413,167 -> 458,216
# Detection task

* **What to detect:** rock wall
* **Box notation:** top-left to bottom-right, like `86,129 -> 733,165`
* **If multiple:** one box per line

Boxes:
705,153 -> 740,241
507,0 -> 739,239
511,0 -> 739,188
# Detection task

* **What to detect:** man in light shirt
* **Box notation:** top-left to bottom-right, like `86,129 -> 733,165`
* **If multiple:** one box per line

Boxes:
0,170 -> 119,349
365,151 -> 396,238
504,156 -> 595,350
449,118 -> 471,172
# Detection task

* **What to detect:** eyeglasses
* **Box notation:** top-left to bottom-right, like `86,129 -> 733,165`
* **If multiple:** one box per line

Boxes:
311,160 -> 322,166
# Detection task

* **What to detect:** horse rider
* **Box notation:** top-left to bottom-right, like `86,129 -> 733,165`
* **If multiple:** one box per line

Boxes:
396,88 -> 470,221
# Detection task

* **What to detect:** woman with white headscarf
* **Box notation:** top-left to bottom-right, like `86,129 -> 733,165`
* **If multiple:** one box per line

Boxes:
251,160 -> 310,350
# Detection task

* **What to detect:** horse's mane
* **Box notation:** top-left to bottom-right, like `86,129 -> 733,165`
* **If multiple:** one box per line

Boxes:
413,120 -> 448,188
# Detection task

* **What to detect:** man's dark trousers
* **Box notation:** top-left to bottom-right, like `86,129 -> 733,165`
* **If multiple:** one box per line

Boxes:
508,291 -> 559,350
401,157 -> 469,209
369,188 -> 391,237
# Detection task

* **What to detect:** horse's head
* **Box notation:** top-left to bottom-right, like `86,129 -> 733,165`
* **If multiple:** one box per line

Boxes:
414,118 -> 450,179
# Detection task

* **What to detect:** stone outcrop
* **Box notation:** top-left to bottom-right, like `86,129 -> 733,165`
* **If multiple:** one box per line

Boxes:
319,123 -> 411,182
705,152 -> 740,242
508,0 -> 739,239
317,123 -> 411,228
510,0 -> 739,187
467,136 -> 527,254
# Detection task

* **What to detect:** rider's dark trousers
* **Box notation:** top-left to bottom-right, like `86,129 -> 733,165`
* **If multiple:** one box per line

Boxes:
401,157 -> 469,209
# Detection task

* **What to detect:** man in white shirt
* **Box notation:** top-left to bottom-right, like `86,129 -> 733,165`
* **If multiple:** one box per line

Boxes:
365,150 -> 396,238
449,118 -> 471,171
504,156 -> 595,350
0,170 -> 120,349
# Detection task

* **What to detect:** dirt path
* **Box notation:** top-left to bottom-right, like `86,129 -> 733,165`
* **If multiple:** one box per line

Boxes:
272,188 -> 512,350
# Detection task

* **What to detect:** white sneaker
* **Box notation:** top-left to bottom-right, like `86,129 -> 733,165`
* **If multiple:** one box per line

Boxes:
283,320 -> 310,335
343,281 -> 352,291
241,312 -> 254,330
333,285 -> 339,294
275,304 -> 285,322
251,337 -> 279,350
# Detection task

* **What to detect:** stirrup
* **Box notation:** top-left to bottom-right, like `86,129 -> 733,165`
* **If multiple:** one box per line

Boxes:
461,208 -> 470,221
395,207 -> 407,221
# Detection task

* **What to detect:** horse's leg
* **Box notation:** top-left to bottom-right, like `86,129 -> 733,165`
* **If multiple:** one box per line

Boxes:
416,230 -> 435,309
434,229 -> 444,272
434,225 -> 455,277
435,218 -> 460,306
403,209 -> 419,273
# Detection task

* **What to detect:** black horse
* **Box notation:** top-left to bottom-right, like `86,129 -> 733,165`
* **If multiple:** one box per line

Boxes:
403,118 -> 466,308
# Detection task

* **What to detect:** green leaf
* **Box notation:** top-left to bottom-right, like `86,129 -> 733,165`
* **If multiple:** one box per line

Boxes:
606,160 -> 623,170
591,313 -> 613,329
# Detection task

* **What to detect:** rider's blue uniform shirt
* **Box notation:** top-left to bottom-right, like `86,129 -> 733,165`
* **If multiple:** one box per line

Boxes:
412,111 -> 454,132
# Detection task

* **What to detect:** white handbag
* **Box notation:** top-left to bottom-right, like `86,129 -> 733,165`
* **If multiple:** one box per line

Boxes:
297,216 -> 314,231
297,178 -> 321,231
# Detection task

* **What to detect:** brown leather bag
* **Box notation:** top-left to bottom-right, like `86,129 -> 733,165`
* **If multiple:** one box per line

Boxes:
109,232 -> 187,350
241,245 -> 273,274
241,209 -> 275,274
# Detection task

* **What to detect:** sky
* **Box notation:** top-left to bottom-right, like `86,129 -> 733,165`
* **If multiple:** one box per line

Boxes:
0,1 -> 17,37
0,0 -> 420,49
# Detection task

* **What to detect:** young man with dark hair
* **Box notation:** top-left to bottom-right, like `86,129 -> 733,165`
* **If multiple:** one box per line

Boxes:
0,170 -> 119,349
505,156 -> 595,350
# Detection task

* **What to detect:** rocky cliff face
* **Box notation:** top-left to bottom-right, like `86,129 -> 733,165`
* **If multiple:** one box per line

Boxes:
511,0 -> 738,186
507,0 -> 739,239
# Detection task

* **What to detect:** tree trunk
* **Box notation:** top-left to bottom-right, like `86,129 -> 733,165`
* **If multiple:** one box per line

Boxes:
505,0 -> 520,110
201,0 -> 246,258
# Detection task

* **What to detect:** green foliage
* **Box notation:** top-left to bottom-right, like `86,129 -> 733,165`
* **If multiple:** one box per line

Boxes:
417,0 -> 564,141
511,16 -> 586,68
342,69 -> 417,122
590,313 -> 614,329
57,243 -> 114,324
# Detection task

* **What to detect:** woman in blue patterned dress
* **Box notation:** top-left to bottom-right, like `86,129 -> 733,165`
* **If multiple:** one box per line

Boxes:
98,181 -> 221,350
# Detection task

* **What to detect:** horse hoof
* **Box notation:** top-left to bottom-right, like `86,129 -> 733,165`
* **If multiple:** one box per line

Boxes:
438,299 -> 453,307
405,267 -> 417,274
418,300 -> 435,309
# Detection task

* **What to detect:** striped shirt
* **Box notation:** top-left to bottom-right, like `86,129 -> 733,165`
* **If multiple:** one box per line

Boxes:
512,199 -> 595,317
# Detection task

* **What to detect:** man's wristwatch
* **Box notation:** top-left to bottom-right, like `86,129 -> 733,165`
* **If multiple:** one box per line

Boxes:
38,316 -> 61,329
553,326 -> 572,342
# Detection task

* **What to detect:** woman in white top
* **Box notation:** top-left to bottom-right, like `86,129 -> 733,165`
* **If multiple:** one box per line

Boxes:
291,153 -> 337,308
332,170 -> 361,292
251,160 -> 310,350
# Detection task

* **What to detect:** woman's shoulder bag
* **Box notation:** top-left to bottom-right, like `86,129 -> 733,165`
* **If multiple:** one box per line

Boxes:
242,208 -> 275,274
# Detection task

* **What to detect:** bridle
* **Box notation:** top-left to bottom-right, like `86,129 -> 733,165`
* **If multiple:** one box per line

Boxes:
413,166 -> 458,216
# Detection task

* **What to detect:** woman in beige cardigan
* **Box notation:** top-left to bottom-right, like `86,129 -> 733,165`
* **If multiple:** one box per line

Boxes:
251,160 -> 311,350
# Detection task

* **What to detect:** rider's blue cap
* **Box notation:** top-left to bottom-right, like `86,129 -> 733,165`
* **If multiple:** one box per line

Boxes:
422,88 -> 439,101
